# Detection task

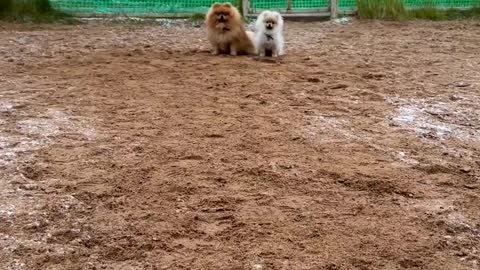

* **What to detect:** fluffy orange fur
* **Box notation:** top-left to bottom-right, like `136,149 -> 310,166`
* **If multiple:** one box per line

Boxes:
205,3 -> 255,55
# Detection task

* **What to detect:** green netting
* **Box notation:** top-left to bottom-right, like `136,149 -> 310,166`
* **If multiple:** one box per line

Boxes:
49,0 -> 219,15
49,0 -> 480,15
339,0 -> 356,10
251,0 -> 480,12
338,0 -> 480,11
403,0 -> 479,8
251,0 -> 329,12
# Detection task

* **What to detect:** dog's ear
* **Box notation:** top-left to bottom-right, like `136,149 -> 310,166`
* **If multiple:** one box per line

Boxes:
212,2 -> 221,8
223,2 -> 232,7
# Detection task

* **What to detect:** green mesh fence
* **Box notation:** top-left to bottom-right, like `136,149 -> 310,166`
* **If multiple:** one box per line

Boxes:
250,0 -> 329,12
49,0 -> 480,15
251,0 -> 480,13
339,0 -> 356,10
402,0 -> 479,8
338,0 -> 480,11
49,0 -> 219,15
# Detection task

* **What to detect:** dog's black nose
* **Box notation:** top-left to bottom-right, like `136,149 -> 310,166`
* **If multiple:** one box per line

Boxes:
266,25 -> 273,30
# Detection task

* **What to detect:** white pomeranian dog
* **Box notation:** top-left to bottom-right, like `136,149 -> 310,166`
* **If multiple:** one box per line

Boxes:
254,10 -> 284,57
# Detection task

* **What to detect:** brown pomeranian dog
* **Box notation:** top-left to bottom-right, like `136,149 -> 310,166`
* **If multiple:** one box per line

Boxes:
205,2 -> 255,56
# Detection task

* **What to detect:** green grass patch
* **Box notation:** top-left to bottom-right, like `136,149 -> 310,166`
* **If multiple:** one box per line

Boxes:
440,6 -> 480,19
409,7 -> 446,20
189,13 -> 205,21
409,6 -> 480,20
357,0 -> 407,20
357,0 -> 480,20
0,0 -> 75,23
407,0 -> 446,20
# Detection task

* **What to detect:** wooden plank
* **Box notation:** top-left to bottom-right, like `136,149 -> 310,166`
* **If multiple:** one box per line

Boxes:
330,0 -> 338,19
242,0 -> 249,17
246,11 -> 331,18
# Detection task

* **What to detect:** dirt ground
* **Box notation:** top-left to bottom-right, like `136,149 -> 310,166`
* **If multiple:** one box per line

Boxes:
0,19 -> 479,270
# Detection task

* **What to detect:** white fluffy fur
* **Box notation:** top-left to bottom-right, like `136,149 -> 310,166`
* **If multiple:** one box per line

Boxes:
254,11 -> 284,57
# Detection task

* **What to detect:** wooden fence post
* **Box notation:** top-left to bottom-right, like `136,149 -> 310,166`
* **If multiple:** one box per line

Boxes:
242,0 -> 249,17
330,0 -> 338,19
287,0 -> 292,13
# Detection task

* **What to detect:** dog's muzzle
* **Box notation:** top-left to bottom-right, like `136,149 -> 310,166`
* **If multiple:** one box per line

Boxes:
218,14 -> 227,22
265,21 -> 275,30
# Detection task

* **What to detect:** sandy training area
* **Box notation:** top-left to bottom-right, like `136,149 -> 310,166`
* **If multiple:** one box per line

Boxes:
0,20 -> 479,269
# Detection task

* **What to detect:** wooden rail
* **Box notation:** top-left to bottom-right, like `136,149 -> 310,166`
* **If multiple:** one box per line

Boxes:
244,0 -> 343,19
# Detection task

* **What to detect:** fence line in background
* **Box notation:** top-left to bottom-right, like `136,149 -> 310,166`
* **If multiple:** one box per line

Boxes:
49,0 -> 479,17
